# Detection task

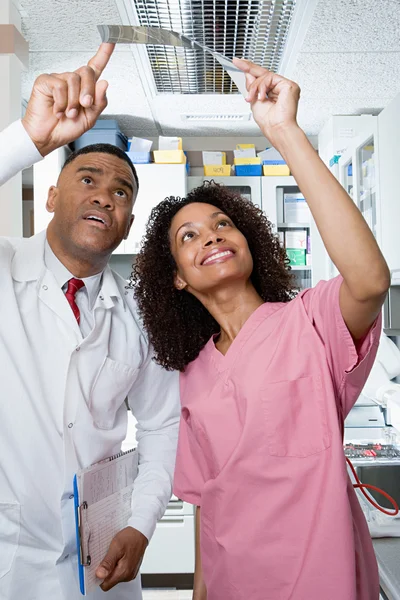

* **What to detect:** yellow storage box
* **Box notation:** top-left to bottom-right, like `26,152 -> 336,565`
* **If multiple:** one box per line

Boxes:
263,164 -> 290,176
234,157 -> 261,166
153,150 -> 186,164
204,164 -> 231,176
236,143 -> 256,150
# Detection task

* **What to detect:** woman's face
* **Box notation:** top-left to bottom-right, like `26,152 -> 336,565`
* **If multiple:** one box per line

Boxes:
169,202 -> 254,295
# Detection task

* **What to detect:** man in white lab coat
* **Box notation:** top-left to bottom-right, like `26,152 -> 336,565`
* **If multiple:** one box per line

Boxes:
0,43 -> 180,600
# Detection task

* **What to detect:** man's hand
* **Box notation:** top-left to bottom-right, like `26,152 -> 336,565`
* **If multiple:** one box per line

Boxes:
95,526 -> 148,592
22,43 -> 115,157
232,58 -> 301,147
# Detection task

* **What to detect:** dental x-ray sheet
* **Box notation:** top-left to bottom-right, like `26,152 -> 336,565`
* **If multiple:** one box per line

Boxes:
97,24 -> 248,97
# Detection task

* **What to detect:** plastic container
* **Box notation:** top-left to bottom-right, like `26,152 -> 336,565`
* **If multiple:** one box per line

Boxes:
125,151 -> 151,164
263,159 -> 290,176
153,150 -> 186,164
204,164 -> 231,176
72,120 -> 128,151
235,164 -> 262,176
234,157 -> 261,166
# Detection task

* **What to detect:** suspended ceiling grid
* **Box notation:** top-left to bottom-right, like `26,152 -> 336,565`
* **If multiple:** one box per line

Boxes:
20,0 -> 400,137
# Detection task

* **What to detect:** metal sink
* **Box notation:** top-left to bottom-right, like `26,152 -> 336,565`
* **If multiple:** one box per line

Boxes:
356,465 -> 400,510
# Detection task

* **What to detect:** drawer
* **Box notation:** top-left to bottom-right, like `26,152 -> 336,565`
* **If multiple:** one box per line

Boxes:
141,515 -> 195,574
165,495 -> 195,516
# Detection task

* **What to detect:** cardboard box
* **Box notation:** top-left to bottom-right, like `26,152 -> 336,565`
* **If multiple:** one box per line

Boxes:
202,151 -> 226,165
284,193 -> 310,223
285,230 -> 307,250
286,248 -> 306,266
153,150 -> 186,164
204,164 -> 231,176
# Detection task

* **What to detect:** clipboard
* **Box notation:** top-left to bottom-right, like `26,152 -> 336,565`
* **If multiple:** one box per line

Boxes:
73,448 -> 139,595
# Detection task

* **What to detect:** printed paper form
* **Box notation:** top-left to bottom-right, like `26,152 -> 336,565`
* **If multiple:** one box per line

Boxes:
83,486 -> 133,592
81,450 -> 138,504
77,450 -> 138,594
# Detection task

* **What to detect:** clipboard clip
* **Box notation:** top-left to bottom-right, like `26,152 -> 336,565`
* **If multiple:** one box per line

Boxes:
79,501 -> 92,567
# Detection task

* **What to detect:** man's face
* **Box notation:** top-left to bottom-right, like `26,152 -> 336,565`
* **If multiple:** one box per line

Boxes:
46,152 -> 137,256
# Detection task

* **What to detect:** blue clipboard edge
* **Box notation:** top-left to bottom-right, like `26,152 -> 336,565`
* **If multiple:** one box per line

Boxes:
73,474 -> 86,596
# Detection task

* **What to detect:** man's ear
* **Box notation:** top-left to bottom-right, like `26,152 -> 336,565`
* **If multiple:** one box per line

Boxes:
174,272 -> 187,291
124,214 -> 135,240
46,186 -> 58,214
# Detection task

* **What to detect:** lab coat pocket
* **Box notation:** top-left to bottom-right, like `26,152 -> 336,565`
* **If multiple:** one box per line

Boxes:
261,375 -> 331,457
0,502 -> 20,578
90,357 -> 137,430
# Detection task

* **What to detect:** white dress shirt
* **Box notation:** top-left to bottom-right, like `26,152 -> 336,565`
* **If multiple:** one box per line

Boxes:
0,121 -> 180,600
44,239 -> 103,338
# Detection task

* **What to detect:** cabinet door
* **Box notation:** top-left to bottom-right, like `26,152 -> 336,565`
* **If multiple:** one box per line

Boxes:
124,164 -> 187,254
188,176 -> 262,207
377,92 -> 400,272
140,515 -> 195,574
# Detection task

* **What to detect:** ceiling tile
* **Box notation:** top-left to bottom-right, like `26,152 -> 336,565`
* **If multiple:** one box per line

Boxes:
301,0 -> 400,53
21,0 -> 122,51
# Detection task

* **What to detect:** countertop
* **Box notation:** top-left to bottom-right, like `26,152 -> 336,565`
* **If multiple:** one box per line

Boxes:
373,538 -> 400,600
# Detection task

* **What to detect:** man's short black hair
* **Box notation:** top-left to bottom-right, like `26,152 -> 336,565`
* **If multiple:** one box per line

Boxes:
62,143 -> 139,192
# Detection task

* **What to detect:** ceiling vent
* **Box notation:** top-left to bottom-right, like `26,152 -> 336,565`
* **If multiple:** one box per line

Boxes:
181,113 -> 252,121
132,0 -> 298,94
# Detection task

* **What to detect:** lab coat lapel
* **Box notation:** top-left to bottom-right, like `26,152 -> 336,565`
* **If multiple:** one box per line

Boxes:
11,230 -> 82,337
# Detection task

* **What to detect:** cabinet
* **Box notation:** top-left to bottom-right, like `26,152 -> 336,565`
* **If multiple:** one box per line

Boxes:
262,176 -> 318,290
187,175 -> 262,207
338,122 -> 381,243
319,105 -> 400,279
122,164 -> 187,254
122,411 -> 195,575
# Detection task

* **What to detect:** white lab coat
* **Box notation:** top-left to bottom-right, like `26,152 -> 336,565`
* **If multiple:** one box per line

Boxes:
0,122 -> 180,600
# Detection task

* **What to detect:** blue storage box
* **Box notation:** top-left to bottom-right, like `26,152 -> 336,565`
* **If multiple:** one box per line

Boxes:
125,151 -> 151,164
235,164 -> 262,176
72,120 -> 128,151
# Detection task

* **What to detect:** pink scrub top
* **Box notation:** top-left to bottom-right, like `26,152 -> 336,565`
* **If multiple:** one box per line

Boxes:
173,276 -> 382,600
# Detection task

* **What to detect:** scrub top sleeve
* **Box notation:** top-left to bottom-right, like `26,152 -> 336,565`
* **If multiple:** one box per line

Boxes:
173,415 -> 208,506
301,275 -> 381,419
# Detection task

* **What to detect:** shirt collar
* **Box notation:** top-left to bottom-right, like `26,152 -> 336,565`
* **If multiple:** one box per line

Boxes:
11,230 -> 123,308
44,239 -> 103,310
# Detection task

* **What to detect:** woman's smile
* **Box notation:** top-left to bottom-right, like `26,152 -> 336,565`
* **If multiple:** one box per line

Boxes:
201,248 -> 236,266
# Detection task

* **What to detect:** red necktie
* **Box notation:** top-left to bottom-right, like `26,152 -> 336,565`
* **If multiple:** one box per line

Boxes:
65,278 -> 85,324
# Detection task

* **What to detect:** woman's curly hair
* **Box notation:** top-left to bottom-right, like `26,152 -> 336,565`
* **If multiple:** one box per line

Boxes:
132,182 -> 296,371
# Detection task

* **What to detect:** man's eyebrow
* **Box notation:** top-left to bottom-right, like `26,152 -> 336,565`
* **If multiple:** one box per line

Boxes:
114,177 -> 134,194
76,167 -> 134,194
76,166 -> 103,175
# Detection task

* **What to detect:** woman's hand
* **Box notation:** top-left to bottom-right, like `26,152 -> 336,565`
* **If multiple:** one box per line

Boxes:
233,58 -> 301,147
22,43 -> 115,157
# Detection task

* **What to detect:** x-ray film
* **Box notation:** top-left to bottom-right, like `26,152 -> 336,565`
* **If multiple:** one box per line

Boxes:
97,24 -> 248,97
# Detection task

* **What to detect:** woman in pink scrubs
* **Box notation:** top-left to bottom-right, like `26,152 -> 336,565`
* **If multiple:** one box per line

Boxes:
133,60 -> 390,599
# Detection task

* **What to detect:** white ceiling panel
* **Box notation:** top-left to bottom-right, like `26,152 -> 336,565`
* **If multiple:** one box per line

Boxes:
20,0 -> 123,51
293,52 -> 400,101
18,0 -> 400,138
301,0 -> 400,53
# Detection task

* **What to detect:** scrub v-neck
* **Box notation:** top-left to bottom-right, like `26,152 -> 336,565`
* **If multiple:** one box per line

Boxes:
209,301 -> 280,372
